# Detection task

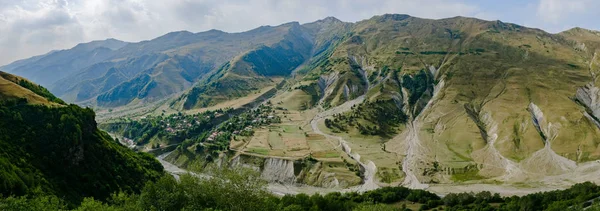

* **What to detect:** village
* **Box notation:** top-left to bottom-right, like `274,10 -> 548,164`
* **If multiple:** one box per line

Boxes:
207,103 -> 281,142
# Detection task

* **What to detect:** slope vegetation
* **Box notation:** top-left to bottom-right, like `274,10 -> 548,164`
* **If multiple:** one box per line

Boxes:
260,14 -> 600,188
0,72 -> 163,205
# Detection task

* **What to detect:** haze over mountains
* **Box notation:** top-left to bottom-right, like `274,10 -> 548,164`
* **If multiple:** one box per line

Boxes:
3,14 -> 600,195
1,17 -> 347,109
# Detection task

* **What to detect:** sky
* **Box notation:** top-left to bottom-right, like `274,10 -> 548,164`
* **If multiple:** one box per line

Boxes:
0,0 -> 599,66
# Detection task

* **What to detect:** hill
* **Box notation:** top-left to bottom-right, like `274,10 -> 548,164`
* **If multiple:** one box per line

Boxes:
5,14 -> 600,195
267,14 -> 600,188
0,18 -> 352,111
0,71 -> 163,205
99,14 -> 600,195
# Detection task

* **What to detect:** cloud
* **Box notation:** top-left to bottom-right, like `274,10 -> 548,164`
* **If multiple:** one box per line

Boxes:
0,0 -> 84,65
530,0 -> 600,33
536,0 -> 587,23
0,0 -> 598,66
0,0 -> 487,66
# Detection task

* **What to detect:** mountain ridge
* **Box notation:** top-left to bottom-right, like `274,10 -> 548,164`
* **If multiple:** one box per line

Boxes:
5,13 -> 600,197
4,14 -> 595,110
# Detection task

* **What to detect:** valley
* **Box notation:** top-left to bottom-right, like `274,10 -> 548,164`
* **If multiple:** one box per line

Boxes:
4,13 -> 600,201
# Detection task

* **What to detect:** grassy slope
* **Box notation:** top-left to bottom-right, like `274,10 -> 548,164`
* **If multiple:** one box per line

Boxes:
282,14 -> 600,184
0,71 -> 64,105
144,15 -> 600,187
0,72 -> 163,205
180,23 -> 314,110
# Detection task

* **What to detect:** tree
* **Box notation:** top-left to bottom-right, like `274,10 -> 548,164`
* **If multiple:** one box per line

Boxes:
139,176 -> 185,211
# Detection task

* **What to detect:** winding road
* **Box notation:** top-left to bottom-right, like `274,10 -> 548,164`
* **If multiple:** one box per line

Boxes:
310,99 -> 380,192
308,63 -> 380,192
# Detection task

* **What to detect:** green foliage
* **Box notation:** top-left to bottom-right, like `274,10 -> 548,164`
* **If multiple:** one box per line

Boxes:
327,99 -> 408,137
139,176 -> 186,210
500,182 -> 600,211
101,109 -> 220,146
0,100 -> 163,206
400,69 -> 434,114
419,51 -> 449,55
104,104 -> 279,159
1,169 -> 599,211
353,204 -> 398,211
16,79 -> 66,104
295,83 -> 322,109
0,195 -> 65,211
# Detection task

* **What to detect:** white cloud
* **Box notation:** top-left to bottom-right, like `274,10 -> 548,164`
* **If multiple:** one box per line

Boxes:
0,0 -> 84,65
4,0 -> 597,66
536,0 -> 588,23
0,0 -> 487,66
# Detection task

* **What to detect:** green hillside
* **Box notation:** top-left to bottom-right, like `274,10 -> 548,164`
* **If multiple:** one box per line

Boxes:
91,15 -> 600,191
278,14 -> 600,186
4,14 -> 600,195
0,72 -> 163,205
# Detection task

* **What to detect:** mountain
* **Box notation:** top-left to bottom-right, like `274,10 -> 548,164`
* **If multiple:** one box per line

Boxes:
98,14 -> 600,194
1,39 -> 128,88
5,14 -> 600,193
0,71 -> 163,205
174,18 -> 353,109
267,14 -> 600,187
0,18 -> 351,110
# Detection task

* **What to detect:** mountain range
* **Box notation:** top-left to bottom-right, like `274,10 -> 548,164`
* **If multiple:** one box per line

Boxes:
3,14 -> 600,193
1,18 -> 348,109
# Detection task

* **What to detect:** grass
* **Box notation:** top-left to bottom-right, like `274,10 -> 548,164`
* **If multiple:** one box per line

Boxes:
280,125 -> 301,133
0,74 -> 58,106
324,152 -> 340,158
267,131 -> 285,150
377,167 -> 403,183
451,169 -> 485,182
445,142 -> 473,161
181,85 -> 277,115
247,148 -> 270,155
313,151 -> 340,159
201,17 -> 600,188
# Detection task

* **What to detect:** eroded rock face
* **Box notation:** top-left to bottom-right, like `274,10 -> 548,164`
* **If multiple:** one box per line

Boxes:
576,83 -> 600,128
521,144 -> 577,176
522,103 -> 576,175
317,72 -> 339,104
261,158 -> 296,184
470,111 -> 523,179
528,103 -> 561,145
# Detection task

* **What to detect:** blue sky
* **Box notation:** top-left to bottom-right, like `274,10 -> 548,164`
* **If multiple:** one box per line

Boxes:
464,0 -> 599,33
0,0 -> 599,66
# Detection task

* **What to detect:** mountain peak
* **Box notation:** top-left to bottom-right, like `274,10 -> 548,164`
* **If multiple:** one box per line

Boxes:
280,21 -> 301,27
561,27 -> 600,35
161,30 -> 194,37
204,29 -> 226,34
319,16 -> 342,23
73,38 -> 128,51
377,14 -> 411,21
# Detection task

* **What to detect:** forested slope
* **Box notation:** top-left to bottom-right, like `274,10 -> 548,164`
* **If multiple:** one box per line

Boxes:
0,71 -> 163,206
